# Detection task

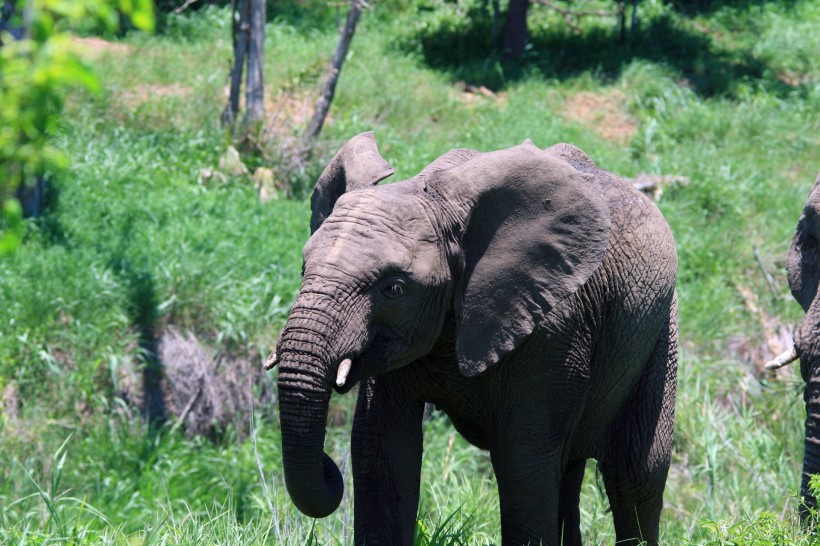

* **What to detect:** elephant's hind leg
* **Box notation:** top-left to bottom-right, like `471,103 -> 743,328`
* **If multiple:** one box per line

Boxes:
600,299 -> 678,546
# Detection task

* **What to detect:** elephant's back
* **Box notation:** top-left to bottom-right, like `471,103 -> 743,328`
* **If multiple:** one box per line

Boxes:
600,170 -> 678,307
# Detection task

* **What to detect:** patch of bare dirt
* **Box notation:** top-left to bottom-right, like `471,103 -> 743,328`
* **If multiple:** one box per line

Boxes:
265,91 -> 318,130
730,283 -> 795,379
777,70 -> 813,87
71,36 -> 133,59
246,89 -> 330,155
562,90 -> 637,145
236,90 -> 333,191
118,83 -> 191,109
786,164 -> 808,182
218,89 -> 320,136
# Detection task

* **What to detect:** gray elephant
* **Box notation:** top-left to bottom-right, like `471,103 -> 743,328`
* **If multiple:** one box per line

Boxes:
271,132 -> 679,545
767,173 -> 820,520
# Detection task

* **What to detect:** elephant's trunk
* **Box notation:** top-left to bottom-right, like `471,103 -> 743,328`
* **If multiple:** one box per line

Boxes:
277,305 -> 344,518
798,297 -> 820,519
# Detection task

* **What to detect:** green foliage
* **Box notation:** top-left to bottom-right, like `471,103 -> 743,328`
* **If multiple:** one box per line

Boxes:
0,0 -> 153,255
697,512 -> 813,545
414,508 -> 475,546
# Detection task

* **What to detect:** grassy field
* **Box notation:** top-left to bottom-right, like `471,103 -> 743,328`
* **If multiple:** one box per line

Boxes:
0,0 -> 818,542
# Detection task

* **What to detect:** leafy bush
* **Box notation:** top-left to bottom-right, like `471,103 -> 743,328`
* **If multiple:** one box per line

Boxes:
0,0 -> 153,254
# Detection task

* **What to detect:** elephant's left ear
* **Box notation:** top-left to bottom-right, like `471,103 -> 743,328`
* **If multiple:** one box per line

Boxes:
310,132 -> 395,234
787,172 -> 820,312
437,142 -> 611,376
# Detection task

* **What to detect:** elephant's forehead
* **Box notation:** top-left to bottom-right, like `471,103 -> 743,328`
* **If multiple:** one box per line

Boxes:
304,191 -> 440,274
334,189 -> 431,227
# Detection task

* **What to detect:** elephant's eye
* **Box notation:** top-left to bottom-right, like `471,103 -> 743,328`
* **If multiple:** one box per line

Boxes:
382,279 -> 406,300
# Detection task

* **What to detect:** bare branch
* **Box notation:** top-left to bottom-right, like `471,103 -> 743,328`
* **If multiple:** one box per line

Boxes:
176,376 -> 205,427
631,173 -> 689,201
530,0 -> 615,34
221,0 -> 248,128
753,246 -> 779,300
302,0 -> 365,146
174,0 -> 201,14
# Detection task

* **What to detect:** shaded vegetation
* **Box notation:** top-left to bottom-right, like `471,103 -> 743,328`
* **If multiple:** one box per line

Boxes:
398,0 -> 816,97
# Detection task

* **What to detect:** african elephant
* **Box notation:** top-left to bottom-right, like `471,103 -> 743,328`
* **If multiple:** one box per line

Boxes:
271,132 -> 679,545
768,173 -> 820,520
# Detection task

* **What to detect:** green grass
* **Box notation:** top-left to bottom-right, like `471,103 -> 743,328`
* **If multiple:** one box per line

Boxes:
1,0 -> 819,542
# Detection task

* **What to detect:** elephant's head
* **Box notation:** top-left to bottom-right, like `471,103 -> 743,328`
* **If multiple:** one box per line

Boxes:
275,132 -> 612,518
786,173 -> 820,518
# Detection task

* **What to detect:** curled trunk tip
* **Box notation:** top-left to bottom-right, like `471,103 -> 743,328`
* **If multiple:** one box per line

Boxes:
284,452 -> 344,518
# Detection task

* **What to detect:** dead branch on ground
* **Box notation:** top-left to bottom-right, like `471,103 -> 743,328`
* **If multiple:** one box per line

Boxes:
530,0 -> 616,34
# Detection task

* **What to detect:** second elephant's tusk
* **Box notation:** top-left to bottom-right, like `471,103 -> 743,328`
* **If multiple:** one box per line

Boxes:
336,358 -> 353,387
264,351 -> 279,371
764,346 -> 799,370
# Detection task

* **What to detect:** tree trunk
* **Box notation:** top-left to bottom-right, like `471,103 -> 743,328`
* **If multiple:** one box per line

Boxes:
490,0 -> 501,47
303,0 -> 364,145
221,0 -> 249,128
244,0 -> 265,126
501,0 -> 529,59
14,176 -> 46,218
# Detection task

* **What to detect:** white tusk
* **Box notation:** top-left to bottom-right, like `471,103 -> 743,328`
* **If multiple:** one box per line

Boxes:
764,346 -> 799,370
263,351 -> 279,371
336,358 -> 353,387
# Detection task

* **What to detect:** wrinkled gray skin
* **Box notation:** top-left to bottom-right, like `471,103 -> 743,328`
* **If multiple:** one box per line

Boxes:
787,173 -> 820,520
276,132 -> 679,546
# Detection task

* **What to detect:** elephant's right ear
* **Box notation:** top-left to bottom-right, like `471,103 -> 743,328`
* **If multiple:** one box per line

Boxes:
309,132 -> 395,234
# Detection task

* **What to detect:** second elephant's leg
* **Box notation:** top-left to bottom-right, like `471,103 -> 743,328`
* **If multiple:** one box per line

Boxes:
352,375 -> 425,546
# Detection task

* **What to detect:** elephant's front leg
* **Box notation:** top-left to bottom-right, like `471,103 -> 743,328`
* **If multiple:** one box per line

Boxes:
352,374 -> 425,546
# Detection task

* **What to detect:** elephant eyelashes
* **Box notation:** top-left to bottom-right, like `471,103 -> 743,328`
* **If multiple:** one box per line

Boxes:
381,279 -> 406,299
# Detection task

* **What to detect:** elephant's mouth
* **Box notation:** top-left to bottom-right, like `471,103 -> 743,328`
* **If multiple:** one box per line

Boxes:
330,336 -> 403,394
332,344 -> 379,394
